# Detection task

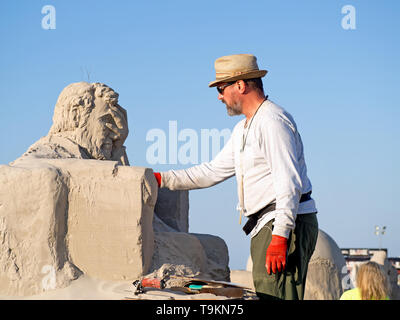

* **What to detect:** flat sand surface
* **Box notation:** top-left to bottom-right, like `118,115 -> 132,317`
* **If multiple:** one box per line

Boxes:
0,270 -> 256,300
0,276 -> 133,300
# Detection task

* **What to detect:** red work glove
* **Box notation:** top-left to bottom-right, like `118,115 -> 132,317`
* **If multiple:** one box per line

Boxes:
265,235 -> 288,275
153,172 -> 161,187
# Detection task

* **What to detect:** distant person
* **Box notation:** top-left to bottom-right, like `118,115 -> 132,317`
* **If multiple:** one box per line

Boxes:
340,261 -> 390,300
152,54 -> 319,300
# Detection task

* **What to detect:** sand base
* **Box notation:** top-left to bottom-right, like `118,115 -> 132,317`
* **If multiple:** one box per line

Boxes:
0,271 -> 257,300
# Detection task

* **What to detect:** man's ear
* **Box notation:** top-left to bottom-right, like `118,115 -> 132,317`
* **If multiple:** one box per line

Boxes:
236,80 -> 247,94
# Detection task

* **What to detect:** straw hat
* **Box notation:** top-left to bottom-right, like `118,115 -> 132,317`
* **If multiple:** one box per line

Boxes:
208,54 -> 267,87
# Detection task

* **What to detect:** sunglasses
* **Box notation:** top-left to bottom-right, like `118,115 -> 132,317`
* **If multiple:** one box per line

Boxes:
216,82 -> 236,94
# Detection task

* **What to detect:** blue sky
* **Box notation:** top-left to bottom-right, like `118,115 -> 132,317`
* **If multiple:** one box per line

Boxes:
1,1 -> 399,270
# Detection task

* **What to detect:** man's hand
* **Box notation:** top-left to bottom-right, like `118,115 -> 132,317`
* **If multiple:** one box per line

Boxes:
265,235 -> 288,275
153,172 -> 161,187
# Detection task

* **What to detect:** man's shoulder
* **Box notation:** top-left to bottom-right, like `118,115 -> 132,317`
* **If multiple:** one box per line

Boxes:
260,99 -> 287,118
20,134 -> 90,160
258,100 -> 297,129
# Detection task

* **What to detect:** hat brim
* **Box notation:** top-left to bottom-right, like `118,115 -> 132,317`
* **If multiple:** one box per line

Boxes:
208,70 -> 267,88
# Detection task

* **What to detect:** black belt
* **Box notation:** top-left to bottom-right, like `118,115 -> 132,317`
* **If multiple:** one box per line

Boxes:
242,191 -> 312,235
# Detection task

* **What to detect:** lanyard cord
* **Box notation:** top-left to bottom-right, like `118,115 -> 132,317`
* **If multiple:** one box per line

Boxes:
241,96 -> 268,152
238,96 -> 268,225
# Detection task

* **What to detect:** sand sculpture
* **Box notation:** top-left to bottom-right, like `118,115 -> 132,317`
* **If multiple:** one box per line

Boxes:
0,82 -> 229,296
303,229 -> 347,299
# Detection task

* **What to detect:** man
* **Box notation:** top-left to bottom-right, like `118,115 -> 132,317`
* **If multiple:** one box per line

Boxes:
153,54 -> 319,300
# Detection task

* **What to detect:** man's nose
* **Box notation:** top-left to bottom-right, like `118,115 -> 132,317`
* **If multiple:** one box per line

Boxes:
218,93 -> 224,100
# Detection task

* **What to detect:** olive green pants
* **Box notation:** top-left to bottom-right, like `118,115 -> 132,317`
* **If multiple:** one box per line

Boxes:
251,213 -> 318,300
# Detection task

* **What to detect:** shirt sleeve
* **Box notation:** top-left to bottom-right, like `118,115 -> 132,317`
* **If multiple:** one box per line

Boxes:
259,116 -> 303,238
161,135 -> 236,190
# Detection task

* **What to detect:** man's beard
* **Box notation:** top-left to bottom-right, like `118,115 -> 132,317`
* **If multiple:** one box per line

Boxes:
223,99 -> 242,116
75,128 -> 113,160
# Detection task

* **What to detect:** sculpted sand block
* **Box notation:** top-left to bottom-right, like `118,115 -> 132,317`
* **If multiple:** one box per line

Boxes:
0,159 -> 157,295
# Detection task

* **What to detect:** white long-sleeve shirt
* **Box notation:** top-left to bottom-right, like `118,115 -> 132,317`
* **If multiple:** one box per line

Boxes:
160,99 -> 317,238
